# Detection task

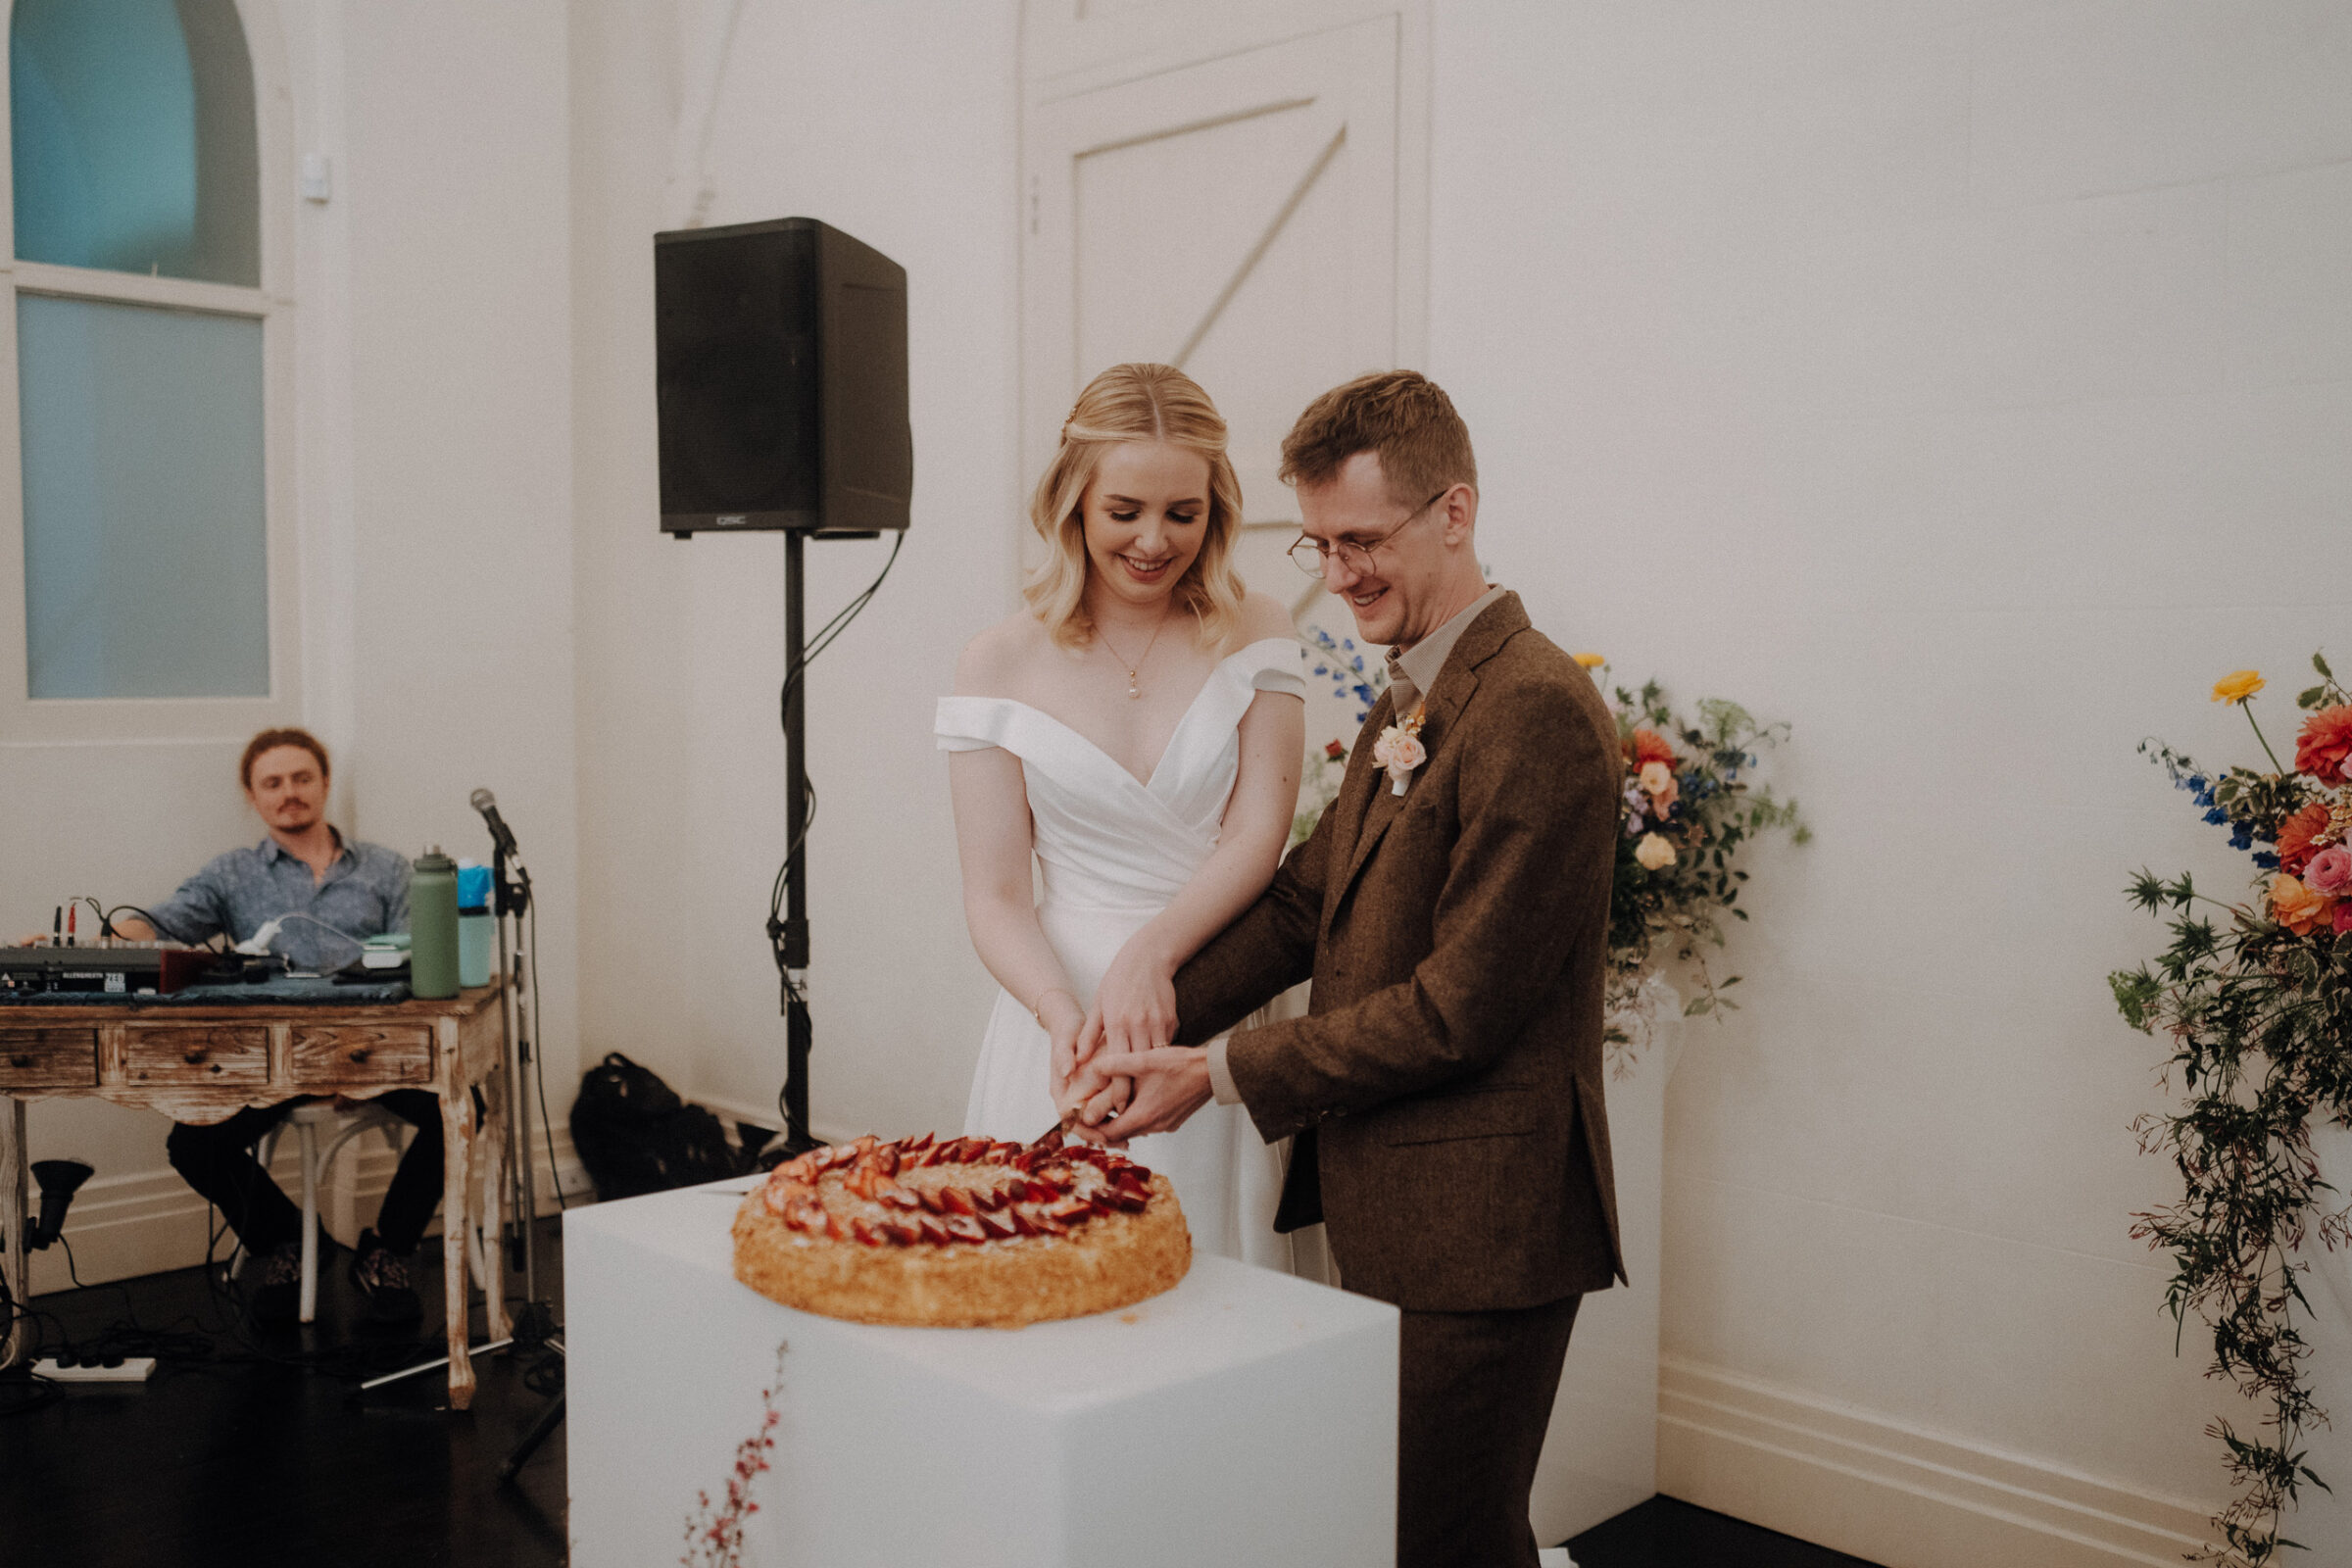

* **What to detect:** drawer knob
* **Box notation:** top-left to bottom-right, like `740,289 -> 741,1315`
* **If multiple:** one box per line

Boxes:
182,1047 -> 208,1065
7,1054 -> 29,1069
347,1047 -> 371,1064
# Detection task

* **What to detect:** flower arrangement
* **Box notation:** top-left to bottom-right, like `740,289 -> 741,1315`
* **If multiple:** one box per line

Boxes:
682,1341 -> 788,1568
1593,664 -> 1807,1067
2111,655 -> 2352,1567
1293,625 -> 1389,848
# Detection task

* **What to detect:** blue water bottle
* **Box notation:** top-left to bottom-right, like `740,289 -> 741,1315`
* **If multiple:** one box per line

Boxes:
457,860 -> 494,989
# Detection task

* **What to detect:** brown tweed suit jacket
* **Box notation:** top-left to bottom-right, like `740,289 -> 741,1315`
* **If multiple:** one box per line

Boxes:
1173,592 -> 1625,1312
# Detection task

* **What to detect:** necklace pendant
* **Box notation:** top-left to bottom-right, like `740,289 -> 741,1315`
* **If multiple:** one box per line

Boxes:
1126,676 -> 1141,700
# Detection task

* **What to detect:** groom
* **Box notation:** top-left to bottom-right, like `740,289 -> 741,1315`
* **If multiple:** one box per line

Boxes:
1071,369 -> 1625,1567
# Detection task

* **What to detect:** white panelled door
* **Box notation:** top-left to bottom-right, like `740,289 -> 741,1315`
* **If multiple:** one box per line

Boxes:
1021,9 -> 1421,601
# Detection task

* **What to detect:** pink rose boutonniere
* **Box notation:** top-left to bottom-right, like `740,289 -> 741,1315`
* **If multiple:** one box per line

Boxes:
1371,706 -> 1429,796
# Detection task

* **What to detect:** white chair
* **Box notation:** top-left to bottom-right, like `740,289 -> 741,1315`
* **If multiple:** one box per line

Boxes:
257,1101 -> 410,1324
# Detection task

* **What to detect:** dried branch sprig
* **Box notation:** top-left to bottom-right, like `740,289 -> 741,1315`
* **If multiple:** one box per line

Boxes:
682,1340 -> 789,1568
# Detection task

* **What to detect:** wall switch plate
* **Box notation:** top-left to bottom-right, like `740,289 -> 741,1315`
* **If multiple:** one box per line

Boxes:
34,1356 -> 155,1384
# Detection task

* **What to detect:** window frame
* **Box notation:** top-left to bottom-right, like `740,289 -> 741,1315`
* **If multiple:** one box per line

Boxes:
0,0 -> 297,742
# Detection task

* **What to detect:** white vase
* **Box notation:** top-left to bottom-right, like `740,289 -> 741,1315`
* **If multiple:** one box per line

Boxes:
1528,977 -> 1684,1544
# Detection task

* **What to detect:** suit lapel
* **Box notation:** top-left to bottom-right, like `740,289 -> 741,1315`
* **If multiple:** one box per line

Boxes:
1326,594 -> 1531,922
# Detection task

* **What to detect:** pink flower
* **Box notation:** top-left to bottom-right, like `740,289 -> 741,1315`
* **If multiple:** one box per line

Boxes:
2307,845 -> 2352,898
2335,903 -> 2352,935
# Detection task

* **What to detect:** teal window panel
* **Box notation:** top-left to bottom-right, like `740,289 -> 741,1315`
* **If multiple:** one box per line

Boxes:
20,293 -> 268,699
10,0 -> 258,285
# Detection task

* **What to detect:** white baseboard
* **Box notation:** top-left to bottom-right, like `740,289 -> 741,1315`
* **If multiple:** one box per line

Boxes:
1658,1356 -> 2216,1568
26,1120 -> 592,1295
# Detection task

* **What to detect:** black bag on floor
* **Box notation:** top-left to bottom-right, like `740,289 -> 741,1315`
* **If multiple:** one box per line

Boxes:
569,1052 -> 749,1201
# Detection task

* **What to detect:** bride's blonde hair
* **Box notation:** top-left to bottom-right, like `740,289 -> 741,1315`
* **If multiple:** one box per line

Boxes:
1023,364 -> 1247,651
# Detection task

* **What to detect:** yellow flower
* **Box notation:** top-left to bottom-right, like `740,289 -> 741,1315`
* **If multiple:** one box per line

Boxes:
1634,832 -> 1676,871
2211,669 -> 2264,705
1573,652 -> 1606,669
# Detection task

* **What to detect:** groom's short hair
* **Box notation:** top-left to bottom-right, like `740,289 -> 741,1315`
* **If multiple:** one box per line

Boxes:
1279,369 -> 1477,508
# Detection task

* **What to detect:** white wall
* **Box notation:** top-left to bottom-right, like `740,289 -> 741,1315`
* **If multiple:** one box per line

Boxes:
1429,2 -> 2352,1560
11,0 -> 580,1286
568,0 -> 1020,1139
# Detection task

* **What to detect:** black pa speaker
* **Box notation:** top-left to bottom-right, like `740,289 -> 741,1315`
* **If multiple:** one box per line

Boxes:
655,217 -> 911,537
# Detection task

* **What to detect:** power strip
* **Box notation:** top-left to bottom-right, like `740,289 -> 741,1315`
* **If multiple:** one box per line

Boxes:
33,1356 -> 155,1384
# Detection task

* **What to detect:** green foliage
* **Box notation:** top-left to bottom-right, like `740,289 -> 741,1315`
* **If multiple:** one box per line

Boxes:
2118,660 -> 2352,1565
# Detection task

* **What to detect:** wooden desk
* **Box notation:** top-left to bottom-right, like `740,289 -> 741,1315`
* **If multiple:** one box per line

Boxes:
0,982 -> 511,1407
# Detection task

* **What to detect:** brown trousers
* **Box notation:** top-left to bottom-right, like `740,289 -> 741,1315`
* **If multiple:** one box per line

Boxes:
1397,1293 -> 1582,1568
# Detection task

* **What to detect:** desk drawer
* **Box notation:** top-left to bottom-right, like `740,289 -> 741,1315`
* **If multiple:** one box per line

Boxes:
0,1028 -> 99,1089
290,1024 -> 432,1086
123,1026 -> 270,1087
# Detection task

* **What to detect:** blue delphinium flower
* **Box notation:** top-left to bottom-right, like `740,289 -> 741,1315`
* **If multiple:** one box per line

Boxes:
2253,852 -> 2280,870
2203,808 -> 2230,826
2229,825 -> 2254,852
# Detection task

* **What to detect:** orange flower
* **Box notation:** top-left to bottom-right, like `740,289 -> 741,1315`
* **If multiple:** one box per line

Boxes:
2270,873 -> 2333,936
2276,802 -> 2333,874
1629,728 -> 1677,770
2294,704 -> 2352,782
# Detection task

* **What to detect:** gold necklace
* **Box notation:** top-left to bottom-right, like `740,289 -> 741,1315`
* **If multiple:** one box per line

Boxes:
1093,613 -> 1168,701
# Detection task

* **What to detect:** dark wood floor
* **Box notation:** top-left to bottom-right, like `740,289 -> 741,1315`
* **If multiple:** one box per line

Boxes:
1568,1496 -> 1884,1568
4,1222 -> 1878,1568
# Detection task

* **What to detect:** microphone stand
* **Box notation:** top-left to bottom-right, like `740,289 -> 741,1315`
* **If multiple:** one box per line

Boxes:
363,814 -> 562,1464
490,834 -> 564,1480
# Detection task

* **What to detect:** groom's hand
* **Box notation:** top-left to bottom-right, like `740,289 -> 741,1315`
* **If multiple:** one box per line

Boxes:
1075,1046 -> 1212,1145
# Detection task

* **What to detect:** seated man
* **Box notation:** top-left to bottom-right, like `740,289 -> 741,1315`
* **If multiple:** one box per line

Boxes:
113,727 -> 436,1327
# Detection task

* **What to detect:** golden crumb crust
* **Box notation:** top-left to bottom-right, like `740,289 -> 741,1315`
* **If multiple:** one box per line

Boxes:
731,1172 -> 1191,1328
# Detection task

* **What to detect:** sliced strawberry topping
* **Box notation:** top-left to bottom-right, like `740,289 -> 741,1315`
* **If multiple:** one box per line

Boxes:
880,1219 -> 921,1246
850,1217 -> 882,1247
979,1209 -> 1019,1240
914,1214 -> 954,1246
903,1130 -> 935,1152
938,1186 -> 978,1216
1045,1196 -> 1092,1223
944,1214 -> 989,1244
1006,1206 -> 1041,1237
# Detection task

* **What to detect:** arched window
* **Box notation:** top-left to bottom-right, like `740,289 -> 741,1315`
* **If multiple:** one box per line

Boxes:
1,0 -> 290,727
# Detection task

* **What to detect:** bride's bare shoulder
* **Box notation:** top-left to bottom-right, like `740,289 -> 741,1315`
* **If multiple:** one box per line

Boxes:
1225,589 -> 1298,654
955,612 -> 1055,698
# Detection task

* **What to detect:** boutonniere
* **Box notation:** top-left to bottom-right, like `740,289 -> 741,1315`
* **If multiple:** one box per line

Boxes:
1371,704 -> 1429,796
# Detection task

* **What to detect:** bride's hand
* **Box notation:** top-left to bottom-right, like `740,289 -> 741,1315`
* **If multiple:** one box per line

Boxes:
1039,989 -> 1088,1109
1091,938 -> 1180,1063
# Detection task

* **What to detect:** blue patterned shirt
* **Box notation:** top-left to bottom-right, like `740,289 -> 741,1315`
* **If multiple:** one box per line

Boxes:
146,833 -> 411,971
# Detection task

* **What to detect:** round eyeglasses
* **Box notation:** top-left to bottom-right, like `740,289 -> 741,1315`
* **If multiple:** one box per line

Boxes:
1287,488 -> 1452,577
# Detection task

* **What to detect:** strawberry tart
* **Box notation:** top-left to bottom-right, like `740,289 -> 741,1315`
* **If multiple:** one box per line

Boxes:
730,1131 -> 1190,1328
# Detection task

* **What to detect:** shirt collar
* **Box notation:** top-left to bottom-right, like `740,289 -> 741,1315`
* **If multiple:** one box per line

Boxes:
1386,584 -> 1507,714
258,827 -> 349,867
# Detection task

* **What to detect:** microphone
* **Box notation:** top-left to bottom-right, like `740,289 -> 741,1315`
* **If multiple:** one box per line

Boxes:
470,788 -> 521,859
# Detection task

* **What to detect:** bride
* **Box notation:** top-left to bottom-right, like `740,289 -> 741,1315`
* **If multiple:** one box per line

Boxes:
935,363 -> 1304,1268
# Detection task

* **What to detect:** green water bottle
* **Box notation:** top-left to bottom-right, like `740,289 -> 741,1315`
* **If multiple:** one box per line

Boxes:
410,848 -> 460,999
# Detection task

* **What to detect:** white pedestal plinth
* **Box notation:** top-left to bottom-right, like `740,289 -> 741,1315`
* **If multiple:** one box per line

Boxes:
566,1180 -> 1399,1568
1529,1016 -> 1683,1544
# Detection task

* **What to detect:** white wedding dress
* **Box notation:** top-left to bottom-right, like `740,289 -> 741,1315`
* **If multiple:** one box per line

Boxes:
935,637 -> 1308,1270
